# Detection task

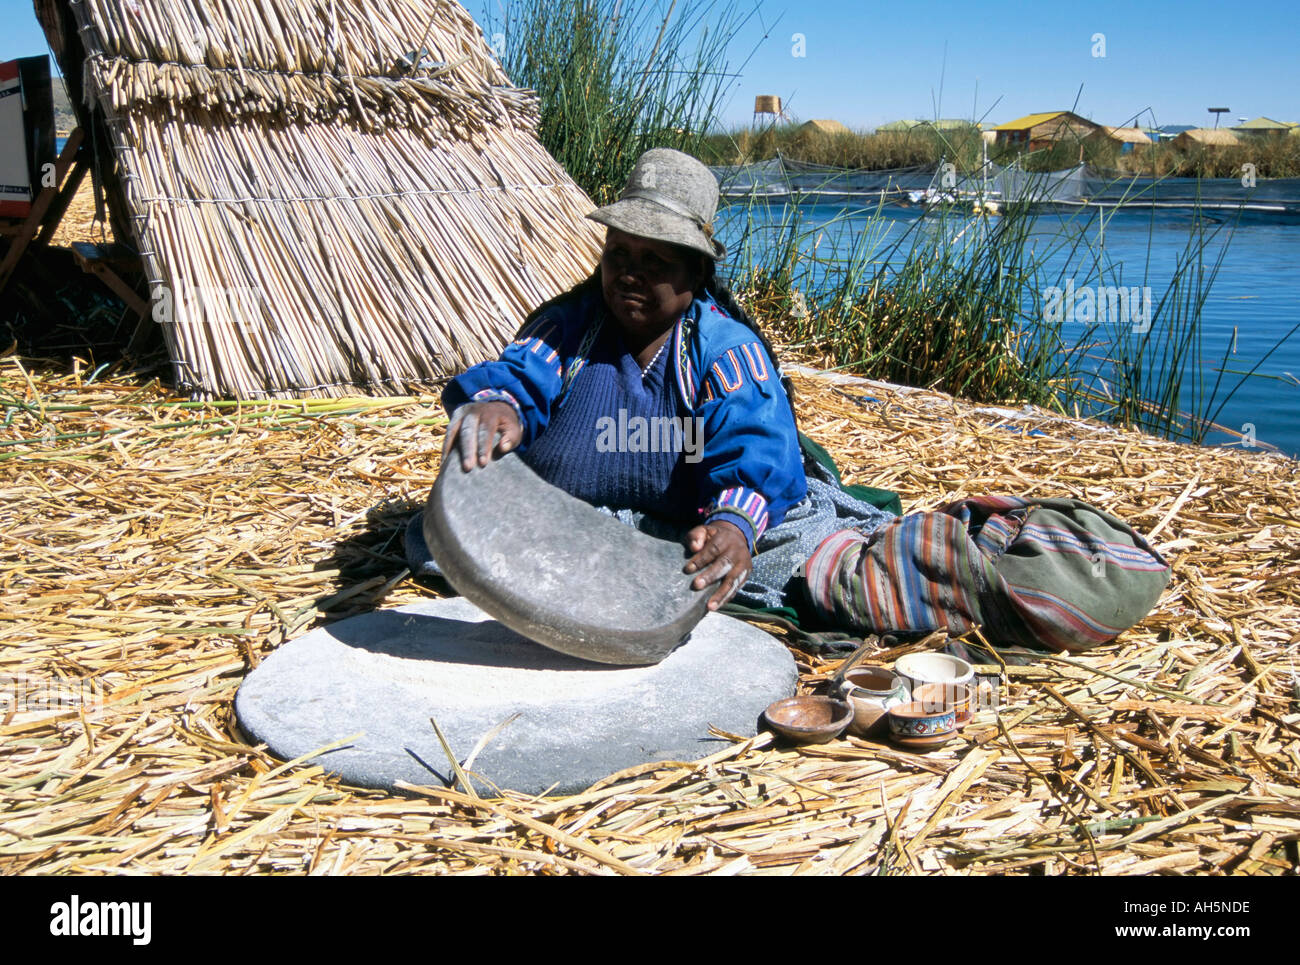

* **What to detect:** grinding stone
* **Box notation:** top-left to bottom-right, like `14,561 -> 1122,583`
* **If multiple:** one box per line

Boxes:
234,597 -> 797,796
423,452 -> 713,665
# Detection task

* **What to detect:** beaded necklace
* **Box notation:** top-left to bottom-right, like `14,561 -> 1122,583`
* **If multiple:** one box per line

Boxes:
639,336 -> 669,377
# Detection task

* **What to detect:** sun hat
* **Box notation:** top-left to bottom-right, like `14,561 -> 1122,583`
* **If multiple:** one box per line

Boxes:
587,148 -> 726,260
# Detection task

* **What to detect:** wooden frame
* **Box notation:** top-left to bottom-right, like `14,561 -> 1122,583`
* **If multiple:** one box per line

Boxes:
0,127 -> 86,294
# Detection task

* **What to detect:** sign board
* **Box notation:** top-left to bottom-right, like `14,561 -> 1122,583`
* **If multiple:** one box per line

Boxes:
0,57 -> 55,220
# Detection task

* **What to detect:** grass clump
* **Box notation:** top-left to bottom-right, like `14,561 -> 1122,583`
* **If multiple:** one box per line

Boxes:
701,123 -> 986,172
1125,137 -> 1300,179
484,0 -> 754,204
730,201 -> 1059,408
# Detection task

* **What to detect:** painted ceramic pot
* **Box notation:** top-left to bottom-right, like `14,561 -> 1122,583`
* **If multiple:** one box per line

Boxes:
837,667 -> 910,737
887,700 -> 957,749
914,682 -> 975,726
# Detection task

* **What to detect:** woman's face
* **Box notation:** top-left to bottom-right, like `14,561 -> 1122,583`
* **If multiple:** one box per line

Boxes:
600,228 -> 703,343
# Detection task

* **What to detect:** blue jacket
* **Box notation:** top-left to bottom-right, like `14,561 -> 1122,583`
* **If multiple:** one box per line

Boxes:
443,287 -> 807,550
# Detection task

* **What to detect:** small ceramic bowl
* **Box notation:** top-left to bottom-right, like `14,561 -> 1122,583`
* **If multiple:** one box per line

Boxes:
837,667 -> 909,737
887,700 -> 957,749
894,652 -> 974,698
914,682 -> 974,726
763,696 -> 853,745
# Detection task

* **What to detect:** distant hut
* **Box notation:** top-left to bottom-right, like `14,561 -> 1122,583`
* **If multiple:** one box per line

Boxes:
1172,128 -> 1241,150
1231,116 -> 1292,139
798,119 -> 850,137
993,111 -> 1100,151
876,119 -> 925,134
875,118 -> 973,136
34,0 -> 606,400
1096,125 -> 1152,154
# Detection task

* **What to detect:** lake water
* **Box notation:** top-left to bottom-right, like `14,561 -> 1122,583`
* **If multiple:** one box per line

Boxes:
716,201 -> 1300,459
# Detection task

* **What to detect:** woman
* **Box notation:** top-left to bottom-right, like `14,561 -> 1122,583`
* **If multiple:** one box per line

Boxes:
425,148 -> 1169,654
440,148 -> 820,612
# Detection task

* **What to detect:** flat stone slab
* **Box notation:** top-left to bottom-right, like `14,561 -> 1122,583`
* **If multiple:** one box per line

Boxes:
234,597 -> 796,796
423,453 -> 712,665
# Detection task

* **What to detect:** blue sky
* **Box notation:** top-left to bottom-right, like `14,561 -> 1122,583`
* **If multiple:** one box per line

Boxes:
4,0 -> 1296,130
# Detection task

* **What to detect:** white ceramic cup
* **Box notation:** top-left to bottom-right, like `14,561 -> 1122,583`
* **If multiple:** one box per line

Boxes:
893,653 -> 974,707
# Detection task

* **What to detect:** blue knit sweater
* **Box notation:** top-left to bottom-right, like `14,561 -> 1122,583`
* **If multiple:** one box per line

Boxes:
520,323 -> 698,522
443,287 -> 807,550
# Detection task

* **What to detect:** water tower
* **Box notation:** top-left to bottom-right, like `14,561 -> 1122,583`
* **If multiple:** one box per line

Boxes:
753,95 -> 782,127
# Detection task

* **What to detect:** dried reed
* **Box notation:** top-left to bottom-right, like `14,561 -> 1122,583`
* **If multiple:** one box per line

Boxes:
1,357 -> 1296,875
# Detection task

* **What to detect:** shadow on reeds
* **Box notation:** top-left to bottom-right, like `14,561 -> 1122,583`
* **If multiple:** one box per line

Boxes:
307,495 -> 449,621
0,245 -> 166,372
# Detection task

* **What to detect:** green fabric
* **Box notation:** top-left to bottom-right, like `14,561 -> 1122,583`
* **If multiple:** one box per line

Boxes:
718,602 -> 864,654
798,432 -> 903,516
969,497 -> 1171,652
714,431 -> 902,648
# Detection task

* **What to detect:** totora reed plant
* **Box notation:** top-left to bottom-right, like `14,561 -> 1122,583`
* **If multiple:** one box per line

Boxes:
721,181 -> 1266,445
484,0 -> 757,204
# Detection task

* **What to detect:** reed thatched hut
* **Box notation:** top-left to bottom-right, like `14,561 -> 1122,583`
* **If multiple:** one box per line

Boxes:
1097,125 -> 1152,149
875,119 -> 924,134
798,119 -> 850,136
993,111 -> 1100,152
1230,116 -> 1291,138
1172,128 -> 1241,150
34,0 -> 605,399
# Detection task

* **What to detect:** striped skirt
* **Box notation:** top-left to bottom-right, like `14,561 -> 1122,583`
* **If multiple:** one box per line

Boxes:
804,495 -> 1170,652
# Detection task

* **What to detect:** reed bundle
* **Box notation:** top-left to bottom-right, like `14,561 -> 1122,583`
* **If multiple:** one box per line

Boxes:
37,0 -> 605,399
2,358 -> 1297,875
77,0 -> 529,129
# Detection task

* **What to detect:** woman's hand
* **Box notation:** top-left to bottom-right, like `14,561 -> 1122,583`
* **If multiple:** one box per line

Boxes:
443,402 -> 523,471
684,519 -> 752,611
